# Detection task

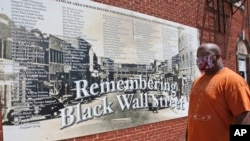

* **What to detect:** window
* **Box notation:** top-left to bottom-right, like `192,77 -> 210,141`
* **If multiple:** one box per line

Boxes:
0,39 -> 2,58
50,49 -> 63,63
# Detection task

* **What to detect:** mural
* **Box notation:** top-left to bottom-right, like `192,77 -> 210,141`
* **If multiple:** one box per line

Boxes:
0,0 -> 200,140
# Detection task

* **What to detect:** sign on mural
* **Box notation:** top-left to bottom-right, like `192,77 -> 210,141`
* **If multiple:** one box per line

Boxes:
0,0 -> 200,140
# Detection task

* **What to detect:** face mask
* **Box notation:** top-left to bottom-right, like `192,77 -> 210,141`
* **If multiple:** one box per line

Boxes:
196,55 -> 215,72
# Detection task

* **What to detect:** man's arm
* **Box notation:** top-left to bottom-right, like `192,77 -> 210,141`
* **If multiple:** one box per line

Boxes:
235,111 -> 250,124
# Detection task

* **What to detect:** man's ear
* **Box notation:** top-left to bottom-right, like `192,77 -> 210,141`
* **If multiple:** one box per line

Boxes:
213,54 -> 219,63
215,54 -> 221,59
213,56 -> 217,63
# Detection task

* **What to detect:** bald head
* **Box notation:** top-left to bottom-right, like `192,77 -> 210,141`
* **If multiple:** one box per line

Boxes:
198,43 -> 221,55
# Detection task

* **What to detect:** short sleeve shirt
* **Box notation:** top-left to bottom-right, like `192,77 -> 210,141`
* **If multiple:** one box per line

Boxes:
188,67 -> 250,141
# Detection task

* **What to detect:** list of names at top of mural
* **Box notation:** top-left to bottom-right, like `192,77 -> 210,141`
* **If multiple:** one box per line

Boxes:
182,32 -> 194,48
162,26 -> 178,60
10,0 -> 47,29
9,0 -> 48,98
62,6 -> 85,39
134,20 -> 161,64
102,14 -> 131,61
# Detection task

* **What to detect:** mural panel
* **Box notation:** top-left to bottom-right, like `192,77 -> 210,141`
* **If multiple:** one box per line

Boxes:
0,0 -> 200,140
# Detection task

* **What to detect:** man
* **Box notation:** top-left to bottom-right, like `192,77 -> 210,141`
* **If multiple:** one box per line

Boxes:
187,43 -> 250,141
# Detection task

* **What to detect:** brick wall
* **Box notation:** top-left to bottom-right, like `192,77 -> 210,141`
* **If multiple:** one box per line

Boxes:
1,0 -> 249,141
71,117 -> 187,141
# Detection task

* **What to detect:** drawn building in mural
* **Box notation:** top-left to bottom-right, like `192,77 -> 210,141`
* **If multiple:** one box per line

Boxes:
0,13 -> 11,106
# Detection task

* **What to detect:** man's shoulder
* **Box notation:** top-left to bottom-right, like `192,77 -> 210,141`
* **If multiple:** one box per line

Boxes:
218,67 -> 240,77
218,67 -> 248,85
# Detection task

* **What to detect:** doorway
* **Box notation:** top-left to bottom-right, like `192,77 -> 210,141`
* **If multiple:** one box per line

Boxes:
237,40 -> 249,81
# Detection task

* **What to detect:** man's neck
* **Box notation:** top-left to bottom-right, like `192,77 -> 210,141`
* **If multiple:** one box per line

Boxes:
205,66 -> 224,75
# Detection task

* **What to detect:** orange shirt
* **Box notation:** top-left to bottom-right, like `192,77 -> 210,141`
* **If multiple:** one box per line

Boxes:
188,67 -> 250,141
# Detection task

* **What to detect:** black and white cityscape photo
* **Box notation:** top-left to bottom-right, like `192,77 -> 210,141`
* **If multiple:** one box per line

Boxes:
0,0 -> 200,140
